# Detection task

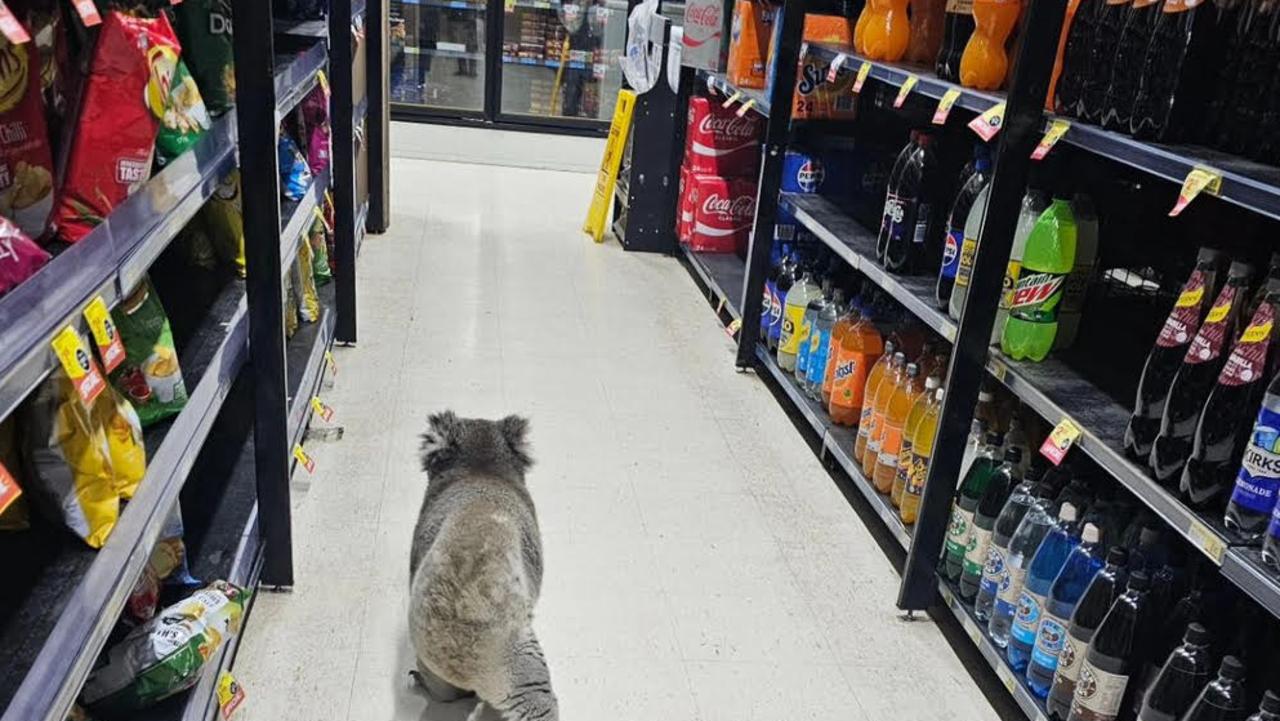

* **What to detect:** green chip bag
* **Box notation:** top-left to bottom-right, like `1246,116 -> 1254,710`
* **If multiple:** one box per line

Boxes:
155,60 -> 212,167
172,0 -> 235,114
308,216 -> 332,286
110,280 -> 188,427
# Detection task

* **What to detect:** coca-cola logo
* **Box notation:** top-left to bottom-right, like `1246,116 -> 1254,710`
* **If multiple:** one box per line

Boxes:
702,192 -> 755,218
685,3 -> 720,26
698,113 -> 757,140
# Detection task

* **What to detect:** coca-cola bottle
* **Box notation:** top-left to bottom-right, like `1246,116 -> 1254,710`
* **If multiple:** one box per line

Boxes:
1125,249 -> 1224,460
1098,0 -> 1164,131
1182,279 -> 1280,509
1066,570 -> 1153,721
1150,261 -> 1254,485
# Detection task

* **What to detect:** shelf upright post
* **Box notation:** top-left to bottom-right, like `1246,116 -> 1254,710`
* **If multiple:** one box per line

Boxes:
896,0 -> 1066,610
367,0 -> 391,234
734,0 -> 803,369
332,0 -> 359,344
231,0 -> 294,587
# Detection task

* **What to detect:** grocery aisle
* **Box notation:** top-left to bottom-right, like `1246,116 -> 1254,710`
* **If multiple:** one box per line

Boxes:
230,152 -> 1000,721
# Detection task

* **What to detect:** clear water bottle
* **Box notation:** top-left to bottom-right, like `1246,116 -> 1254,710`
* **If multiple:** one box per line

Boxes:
1027,522 -> 1104,697
1009,502 -> 1081,672
989,483 -> 1057,648
975,476 -> 1036,624
962,447 -> 1023,601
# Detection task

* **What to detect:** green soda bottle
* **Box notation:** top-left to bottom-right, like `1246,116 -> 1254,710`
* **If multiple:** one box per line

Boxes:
1001,199 -> 1077,362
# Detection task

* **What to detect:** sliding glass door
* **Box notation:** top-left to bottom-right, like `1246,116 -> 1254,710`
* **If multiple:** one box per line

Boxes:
391,0 -> 488,113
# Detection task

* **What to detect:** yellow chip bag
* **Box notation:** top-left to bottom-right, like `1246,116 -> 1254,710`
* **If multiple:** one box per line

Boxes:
284,272 -> 299,339
294,239 -> 320,323
92,387 -> 146,500
202,169 -> 246,277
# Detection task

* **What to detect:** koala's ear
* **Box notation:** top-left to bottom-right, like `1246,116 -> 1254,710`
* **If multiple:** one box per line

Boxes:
420,411 -> 460,472
499,415 -> 532,469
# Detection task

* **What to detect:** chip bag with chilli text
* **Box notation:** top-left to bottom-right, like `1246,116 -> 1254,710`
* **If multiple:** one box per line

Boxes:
0,25 -> 55,239
53,12 -> 181,243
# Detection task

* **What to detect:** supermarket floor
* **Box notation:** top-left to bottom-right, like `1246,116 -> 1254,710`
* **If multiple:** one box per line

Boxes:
230,147 -> 1002,721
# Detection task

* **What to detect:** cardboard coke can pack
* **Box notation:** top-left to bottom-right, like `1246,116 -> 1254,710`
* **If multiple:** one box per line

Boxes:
685,96 -> 762,178
678,166 -> 694,243
688,175 -> 757,254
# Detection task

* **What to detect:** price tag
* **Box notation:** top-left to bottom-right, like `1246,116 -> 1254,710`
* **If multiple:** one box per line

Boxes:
721,90 -> 742,109
988,359 -> 1008,382
1187,519 -> 1227,564
0,2 -> 30,43
932,88 -> 961,125
316,69 -> 330,96
51,326 -> 106,407
996,664 -> 1017,693
1031,119 -> 1071,161
324,349 -> 338,377
966,620 -> 982,646
1039,418 -> 1081,466
293,444 -> 316,474
852,61 -> 872,94
0,460 -> 21,516
892,74 -> 918,109
735,98 -> 756,117
217,671 -> 245,720
826,52 -> 846,83
83,296 -> 125,373
70,0 -> 101,26
726,318 -> 742,337
968,102 -> 1006,142
706,74 -> 718,95
716,297 -> 727,314
1168,167 -> 1222,217
310,396 -> 335,423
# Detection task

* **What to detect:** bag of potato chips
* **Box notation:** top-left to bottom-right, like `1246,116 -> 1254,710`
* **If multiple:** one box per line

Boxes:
110,279 -> 188,427
0,215 -> 50,297
201,168 -> 245,277
155,60 -> 211,168
308,215 -> 331,285
172,0 -> 234,114
294,237 -> 320,322
91,387 -> 146,500
0,23 -> 56,239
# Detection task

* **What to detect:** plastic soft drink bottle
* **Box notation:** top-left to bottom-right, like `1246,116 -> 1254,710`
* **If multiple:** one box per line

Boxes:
961,446 -> 1022,601
935,0 -> 976,81
901,387 -> 944,525
1180,657 -> 1249,721
944,432 -> 1001,582
1004,417 -> 1033,479
824,300 -> 862,407
795,278 -> 832,382
1248,692 -> 1280,721
1264,505 -> 1280,572
937,151 -> 989,308
875,362 -> 923,493
1001,199 -> 1078,362
805,289 -> 845,399
1077,0 -> 1133,124
879,133 -> 921,263
1098,0 -> 1163,132
904,0 -> 946,64
831,317 -> 886,428
854,343 -> 897,460
1137,623 -> 1213,721
1127,0 -> 1218,141
1009,502 -> 1081,672
1028,522 -> 1104,697
1053,0 -> 1102,115
959,388 -> 1002,482
949,185 -> 992,322
1055,194 -> 1099,350
861,0 -> 911,61
1047,547 -> 1129,719
994,192 -> 1048,345
894,375 -> 942,508
1125,249 -> 1224,460
959,0 -> 1021,89
865,352 -> 907,479
779,265 -> 822,372
975,475 -> 1035,623
990,484 -> 1056,647
1066,571 -> 1153,721
1045,0 -> 1083,110
1225,368 -> 1280,540
769,250 -> 797,350
762,243 -> 786,343
883,134 -> 942,274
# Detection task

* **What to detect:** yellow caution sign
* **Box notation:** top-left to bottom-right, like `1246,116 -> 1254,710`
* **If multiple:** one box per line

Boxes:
583,89 -> 637,243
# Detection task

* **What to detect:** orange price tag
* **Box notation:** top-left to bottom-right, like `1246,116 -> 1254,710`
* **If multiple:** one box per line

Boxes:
51,326 -> 106,407
826,53 -> 846,83
70,0 -> 102,26
1039,418 -> 1081,466
968,102 -> 1006,141
293,444 -> 315,474
0,2 -> 30,43
893,74 -> 918,109
1031,120 -> 1071,161
0,460 -> 21,516
310,396 -> 335,423
852,61 -> 872,94
932,88 -> 961,125
83,296 -> 126,373
1169,167 -> 1222,217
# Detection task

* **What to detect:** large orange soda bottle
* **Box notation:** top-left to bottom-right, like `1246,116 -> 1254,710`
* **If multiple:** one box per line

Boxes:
900,386 -> 943,524
874,362 -> 923,494
823,303 -> 859,408
863,351 -> 906,479
893,375 -> 941,507
861,0 -> 911,61
829,313 -> 884,426
854,339 -> 897,463
958,0 -> 1022,90
854,4 -> 873,53
905,0 -> 947,64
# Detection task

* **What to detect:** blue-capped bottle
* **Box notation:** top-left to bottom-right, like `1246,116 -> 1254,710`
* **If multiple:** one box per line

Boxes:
1027,522 -> 1104,698
1224,368 -> 1280,540
1009,501 -> 1081,672
805,288 -> 845,399
795,277 -> 832,383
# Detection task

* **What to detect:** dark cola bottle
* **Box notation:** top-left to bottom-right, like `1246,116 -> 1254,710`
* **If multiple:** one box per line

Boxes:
1150,261 -> 1254,486
1182,279 -> 1280,510
1181,656 -> 1250,721
936,0 -> 976,82
1125,248 -> 1224,460
1216,0 -> 1280,155
1054,0 -> 1106,117
1137,622 -> 1214,721
1098,0 -> 1163,132
1077,0 -> 1133,124
1197,0 -> 1251,149
1127,0 -> 1222,142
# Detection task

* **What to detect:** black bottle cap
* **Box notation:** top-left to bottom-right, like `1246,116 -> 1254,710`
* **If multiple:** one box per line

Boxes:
1220,656 -> 1246,681
1129,570 -> 1150,591
1005,446 -> 1023,464
1261,690 -> 1280,713
1183,623 -> 1210,646
1106,547 -> 1129,567
985,432 -> 1003,446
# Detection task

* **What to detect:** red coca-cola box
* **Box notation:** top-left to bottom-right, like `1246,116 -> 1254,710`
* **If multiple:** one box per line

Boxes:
685,96 -> 762,179
678,166 -> 693,243
687,174 -> 757,254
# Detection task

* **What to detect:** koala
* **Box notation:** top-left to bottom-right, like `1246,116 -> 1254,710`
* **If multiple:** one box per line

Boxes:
408,411 -> 558,721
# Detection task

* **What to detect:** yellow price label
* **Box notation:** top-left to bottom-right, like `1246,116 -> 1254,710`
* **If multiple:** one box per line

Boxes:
217,671 -> 245,719
51,326 -> 106,406
968,102 -> 1006,142
893,74 -> 918,109
1187,519 -> 1227,564
1169,167 -> 1223,217
83,296 -> 126,373
932,88 -> 961,125
1031,119 -> 1071,160
316,69 -> 330,96
324,349 -> 338,377
1039,418 -> 1081,466
310,396 -> 335,422
721,90 -> 742,109
996,664 -> 1017,693
735,98 -> 756,117
293,444 -> 316,474
852,61 -> 872,94
726,318 -> 742,337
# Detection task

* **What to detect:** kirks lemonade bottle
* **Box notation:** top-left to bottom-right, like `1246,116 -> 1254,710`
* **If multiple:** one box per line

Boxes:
900,386 -> 943,524
1001,199 -> 1078,362
855,340 -> 898,460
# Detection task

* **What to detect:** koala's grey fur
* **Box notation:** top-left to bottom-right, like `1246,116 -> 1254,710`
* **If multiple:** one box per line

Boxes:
408,411 -> 558,721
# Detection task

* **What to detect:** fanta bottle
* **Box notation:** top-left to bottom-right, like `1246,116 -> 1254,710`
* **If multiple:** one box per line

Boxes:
875,362 -> 923,494
829,313 -> 884,426
862,0 -> 912,61
959,0 -> 1022,90
864,352 -> 906,479
900,386 -> 943,524
854,340 -> 896,462
894,375 -> 942,507
854,3 -> 873,53
823,300 -> 861,408
905,0 -> 947,64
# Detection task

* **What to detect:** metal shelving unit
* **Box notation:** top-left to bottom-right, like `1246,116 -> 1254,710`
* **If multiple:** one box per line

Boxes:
698,69 -> 770,116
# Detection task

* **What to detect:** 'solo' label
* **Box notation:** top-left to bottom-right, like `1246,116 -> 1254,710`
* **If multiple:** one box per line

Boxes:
1031,611 -> 1070,671
1156,272 -> 1207,349
1054,628 -> 1089,693
1230,403 -> 1280,514
1073,661 -> 1131,720
1011,590 -> 1046,645
1009,271 -> 1067,322
980,543 -> 1008,598
831,350 -> 868,412
939,229 -> 962,279
963,525 -> 992,578
953,236 -> 979,288
945,505 -> 972,561
779,304 -> 807,354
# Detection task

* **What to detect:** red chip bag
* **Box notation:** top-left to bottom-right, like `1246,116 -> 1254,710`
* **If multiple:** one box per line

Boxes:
0,214 -> 50,296
53,12 -> 181,244
0,27 -> 55,239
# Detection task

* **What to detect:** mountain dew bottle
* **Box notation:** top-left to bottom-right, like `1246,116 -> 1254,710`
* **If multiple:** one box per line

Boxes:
1000,199 -> 1077,362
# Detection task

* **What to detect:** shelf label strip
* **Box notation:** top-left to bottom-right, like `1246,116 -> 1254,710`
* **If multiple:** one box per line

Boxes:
1187,519 -> 1227,565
